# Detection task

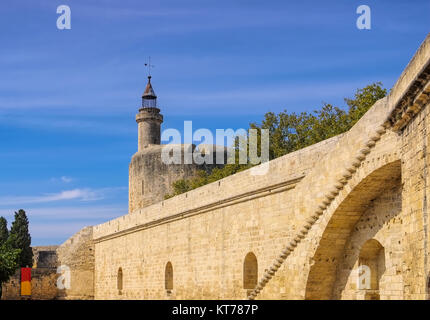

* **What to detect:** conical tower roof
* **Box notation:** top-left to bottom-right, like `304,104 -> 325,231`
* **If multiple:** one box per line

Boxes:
142,76 -> 156,98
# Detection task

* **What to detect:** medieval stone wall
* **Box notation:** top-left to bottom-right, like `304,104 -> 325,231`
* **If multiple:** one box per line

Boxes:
56,226 -> 95,300
93,134 -> 343,299
1,269 -> 59,300
1,246 -> 59,300
399,100 -> 430,299
1,228 -> 95,300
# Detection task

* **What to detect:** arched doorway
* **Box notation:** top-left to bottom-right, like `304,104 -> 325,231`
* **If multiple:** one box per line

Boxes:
243,252 -> 258,293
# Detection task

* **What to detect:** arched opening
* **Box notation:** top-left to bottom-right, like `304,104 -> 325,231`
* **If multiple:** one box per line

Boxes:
117,267 -> 123,295
305,160 -> 401,299
165,262 -> 173,293
357,239 -> 385,300
243,252 -> 258,291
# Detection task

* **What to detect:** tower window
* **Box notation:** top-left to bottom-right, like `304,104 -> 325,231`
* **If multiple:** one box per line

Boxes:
142,180 -> 145,195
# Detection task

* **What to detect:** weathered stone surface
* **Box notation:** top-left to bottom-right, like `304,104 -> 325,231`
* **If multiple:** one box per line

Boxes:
129,144 -> 224,212
56,227 -> 95,300
2,246 -> 59,300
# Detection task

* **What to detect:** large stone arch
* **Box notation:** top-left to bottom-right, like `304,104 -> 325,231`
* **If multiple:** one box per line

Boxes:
304,156 -> 401,300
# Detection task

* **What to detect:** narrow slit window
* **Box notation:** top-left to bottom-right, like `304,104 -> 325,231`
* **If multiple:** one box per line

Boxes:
165,262 -> 173,291
117,267 -> 123,294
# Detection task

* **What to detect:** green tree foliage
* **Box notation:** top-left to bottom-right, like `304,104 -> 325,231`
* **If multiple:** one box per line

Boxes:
345,82 -> 387,126
9,210 -> 33,268
0,235 -> 21,298
0,217 -> 8,245
165,83 -> 387,198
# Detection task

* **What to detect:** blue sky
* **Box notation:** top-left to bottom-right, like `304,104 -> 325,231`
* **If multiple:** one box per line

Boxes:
0,0 -> 429,245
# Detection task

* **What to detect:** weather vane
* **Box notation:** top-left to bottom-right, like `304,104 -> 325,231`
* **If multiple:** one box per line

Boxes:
144,56 -> 155,77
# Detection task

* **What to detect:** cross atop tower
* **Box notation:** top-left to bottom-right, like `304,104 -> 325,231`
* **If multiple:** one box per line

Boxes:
144,57 -> 155,77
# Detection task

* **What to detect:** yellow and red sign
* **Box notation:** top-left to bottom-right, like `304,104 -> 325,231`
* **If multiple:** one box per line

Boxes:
21,267 -> 31,296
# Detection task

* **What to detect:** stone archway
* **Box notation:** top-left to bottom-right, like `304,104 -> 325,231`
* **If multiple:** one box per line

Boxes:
305,159 -> 401,300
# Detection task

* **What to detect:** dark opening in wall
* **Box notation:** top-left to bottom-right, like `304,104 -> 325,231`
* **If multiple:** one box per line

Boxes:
165,262 -> 173,294
117,267 -> 123,295
243,252 -> 258,290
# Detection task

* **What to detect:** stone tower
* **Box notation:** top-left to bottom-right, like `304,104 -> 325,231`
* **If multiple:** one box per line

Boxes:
128,76 -> 225,213
136,76 -> 163,150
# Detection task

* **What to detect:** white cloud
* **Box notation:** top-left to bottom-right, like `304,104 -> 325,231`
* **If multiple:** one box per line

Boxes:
0,206 -> 127,220
0,115 -> 135,136
60,176 -> 73,183
50,176 -> 74,183
0,205 -> 128,245
0,188 -> 109,205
